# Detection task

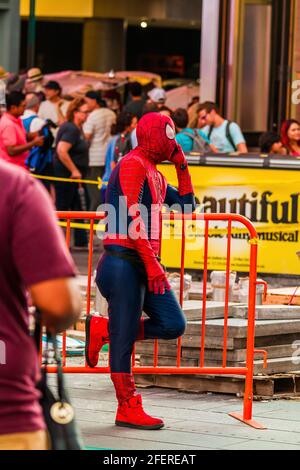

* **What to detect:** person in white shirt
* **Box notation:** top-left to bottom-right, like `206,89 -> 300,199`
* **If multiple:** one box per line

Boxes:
38,81 -> 68,141
83,91 -> 116,211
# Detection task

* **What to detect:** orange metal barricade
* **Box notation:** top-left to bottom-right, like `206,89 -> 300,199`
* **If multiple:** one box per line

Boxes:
46,211 -> 266,429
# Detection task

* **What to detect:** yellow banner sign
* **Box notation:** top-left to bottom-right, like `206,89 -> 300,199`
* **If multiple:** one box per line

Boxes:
159,164 -> 300,275
20,0 -> 93,18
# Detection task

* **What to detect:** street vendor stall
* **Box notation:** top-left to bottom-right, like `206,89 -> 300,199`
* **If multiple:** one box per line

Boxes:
159,154 -> 300,275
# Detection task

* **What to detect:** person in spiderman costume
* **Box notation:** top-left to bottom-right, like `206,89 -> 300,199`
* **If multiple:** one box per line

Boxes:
85,112 -> 195,430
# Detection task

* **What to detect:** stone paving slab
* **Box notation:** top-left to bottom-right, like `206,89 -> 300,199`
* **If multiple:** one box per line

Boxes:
137,354 -> 300,375
182,301 -> 242,320
83,434 -> 210,450
253,415 -> 300,433
135,343 -> 179,356
185,318 -> 300,338
168,420 -> 300,445
233,304 -> 300,320
181,335 -> 236,349
223,440 -> 300,450
181,344 -> 294,362
181,332 -> 300,350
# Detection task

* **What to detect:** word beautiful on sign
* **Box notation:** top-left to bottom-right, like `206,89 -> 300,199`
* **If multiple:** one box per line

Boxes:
200,191 -> 300,225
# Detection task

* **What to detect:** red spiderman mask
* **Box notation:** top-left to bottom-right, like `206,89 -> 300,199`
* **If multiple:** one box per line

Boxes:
136,112 -> 177,163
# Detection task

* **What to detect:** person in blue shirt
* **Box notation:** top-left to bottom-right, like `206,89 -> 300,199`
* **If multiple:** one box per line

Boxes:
172,108 -> 217,153
198,101 -> 248,154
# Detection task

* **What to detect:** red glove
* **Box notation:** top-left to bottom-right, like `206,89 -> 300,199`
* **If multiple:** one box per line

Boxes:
148,275 -> 171,295
169,144 -> 194,196
147,259 -> 171,295
169,143 -> 187,167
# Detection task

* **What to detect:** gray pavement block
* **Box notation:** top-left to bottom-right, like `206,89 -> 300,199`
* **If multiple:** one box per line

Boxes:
254,408 -> 300,421
182,332 -> 300,350
83,434 -> 210,450
169,420 -> 300,445
182,344 -> 295,362
233,304 -> 300,320
222,440 -> 300,450
181,335 -> 236,350
255,416 -> 300,433
62,387 -> 118,402
185,318 -> 300,338
139,355 -> 199,367
205,357 -> 300,375
182,301 -> 243,320
135,343 -> 179,356
71,397 -> 117,413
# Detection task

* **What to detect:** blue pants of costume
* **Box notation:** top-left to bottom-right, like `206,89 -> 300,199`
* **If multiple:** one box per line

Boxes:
96,252 -> 186,373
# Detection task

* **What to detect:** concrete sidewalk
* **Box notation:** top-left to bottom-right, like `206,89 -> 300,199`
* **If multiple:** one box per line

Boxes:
49,373 -> 300,450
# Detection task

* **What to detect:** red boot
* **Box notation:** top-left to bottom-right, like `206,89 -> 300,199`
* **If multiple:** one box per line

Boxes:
85,315 -> 109,368
111,373 -> 164,430
85,317 -> 145,368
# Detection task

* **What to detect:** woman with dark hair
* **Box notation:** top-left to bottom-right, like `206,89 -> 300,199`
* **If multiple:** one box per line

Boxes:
259,132 -> 286,155
281,119 -> 300,156
54,98 -> 90,248
101,111 -> 138,198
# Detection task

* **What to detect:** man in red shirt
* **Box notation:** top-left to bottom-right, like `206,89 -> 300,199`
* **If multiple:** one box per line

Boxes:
0,160 -> 81,450
0,91 -> 43,168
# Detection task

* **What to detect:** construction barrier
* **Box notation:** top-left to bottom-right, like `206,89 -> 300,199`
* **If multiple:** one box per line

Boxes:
46,211 -> 266,429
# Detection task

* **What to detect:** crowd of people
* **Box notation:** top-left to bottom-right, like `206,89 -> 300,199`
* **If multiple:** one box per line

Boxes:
1,66 -> 300,247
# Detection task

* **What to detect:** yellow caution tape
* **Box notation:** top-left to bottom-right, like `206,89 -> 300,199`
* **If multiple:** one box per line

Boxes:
248,238 -> 259,246
31,174 -> 104,189
32,173 -> 300,190
58,221 -> 106,231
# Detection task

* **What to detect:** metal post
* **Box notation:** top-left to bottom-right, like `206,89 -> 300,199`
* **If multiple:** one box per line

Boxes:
200,0 -> 220,102
27,0 -> 36,69
0,0 -> 21,73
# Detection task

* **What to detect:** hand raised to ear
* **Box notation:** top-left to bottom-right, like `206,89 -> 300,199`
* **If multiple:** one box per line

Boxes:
169,143 -> 187,167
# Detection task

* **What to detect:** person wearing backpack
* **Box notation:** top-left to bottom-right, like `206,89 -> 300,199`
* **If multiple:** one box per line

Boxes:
172,108 -> 217,154
22,93 -> 54,191
0,92 -> 44,169
198,101 -> 248,154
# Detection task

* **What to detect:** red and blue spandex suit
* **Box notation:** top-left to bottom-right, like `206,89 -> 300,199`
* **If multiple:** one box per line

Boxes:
96,112 -> 195,376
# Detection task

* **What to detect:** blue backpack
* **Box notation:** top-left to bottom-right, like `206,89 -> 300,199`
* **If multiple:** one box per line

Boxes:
23,115 -> 54,173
